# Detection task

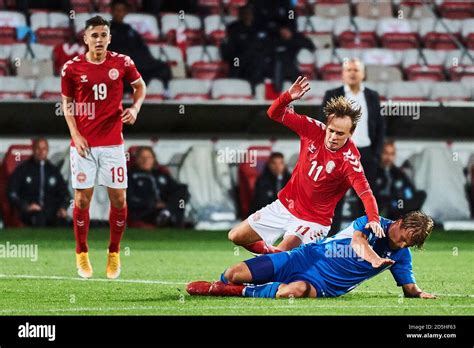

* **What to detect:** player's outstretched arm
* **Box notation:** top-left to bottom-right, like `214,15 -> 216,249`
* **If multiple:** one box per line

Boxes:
288,76 -> 311,100
351,231 -> 395,268
62,95 -> 89,157
402,283 -> 436,299
122,78 -> 146,125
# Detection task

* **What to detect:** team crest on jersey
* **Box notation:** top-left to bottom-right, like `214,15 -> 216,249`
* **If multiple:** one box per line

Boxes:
326,160 -> 336,174
109,68 -> 119,80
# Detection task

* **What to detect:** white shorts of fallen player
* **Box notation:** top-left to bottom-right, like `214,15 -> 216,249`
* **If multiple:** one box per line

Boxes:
248,199 -> 330,246
70,144 -> 127,189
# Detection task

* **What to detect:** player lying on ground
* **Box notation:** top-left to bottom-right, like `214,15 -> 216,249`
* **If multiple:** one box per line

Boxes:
61,16 -> 146,279
187,211 -> 436,299
228,76 -> 383,255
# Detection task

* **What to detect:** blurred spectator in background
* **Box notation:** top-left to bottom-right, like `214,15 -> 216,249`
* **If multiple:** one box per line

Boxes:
323,58 -> 385,233
375,140 -> 426,220
250,152 -> 291,214
15,0 -> 69,14
253,0 -> 295,34
108,0 -> 171,87
128,147 -> 190,228
7,137 -> 69,227
142,0 -> 197,14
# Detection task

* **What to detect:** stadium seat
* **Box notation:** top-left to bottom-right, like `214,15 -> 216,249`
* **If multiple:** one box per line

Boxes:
430,81 -> 471,101
386,81 -> 432,101
211,78 -> 252,100
30,12 -> 71,46
161,13 -> 203,47
204,15 -> 236,46
444,49 -> 474,80
297,48 -> 316,79
377,18 -> 419,49
461,19 -> 474,49
398,1 -> 437,19
70,0 -> 94,13
460,76 -> 474,99
300,80 -> 341,103
254,80 -> 292,100
168,78 -> 212,101
35,76 -> 61,100
0,11 -> 26,44
225,0 -> 248,17
314,1 -> 351,19
361,48 -> 403,66
186,45 -> 226,80
237,145 -> 272,218
124,13 -> 160,43
148,44 -> 185,78
0,76 -> 35,100
0,144 -> 32,227
145,79 -> 165,100
334,16 -> 377,48
197,0 -> 222,15
403,49 -> 445,81
9,43 -> 54,78
419,18 -> 462,50
365,65 -> 403,82
356,1 -> 393,19
297,16 -> 334,49
437,0 -> 474,20
0,44 -> 11,75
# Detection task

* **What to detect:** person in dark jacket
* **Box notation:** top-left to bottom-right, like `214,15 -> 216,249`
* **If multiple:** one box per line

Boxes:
322,58 -> 385,234
127,147 -> 190,228
7,137 -> 70,227
375,140 -> 426,220
108,0 -> 171,87
250,152 -> 291,214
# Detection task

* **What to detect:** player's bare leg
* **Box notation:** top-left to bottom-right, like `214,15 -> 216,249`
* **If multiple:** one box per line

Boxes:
74,188 -> 94,278
276,281 -> 317,298
228,220 -> 282,254
275,235 -> 303,251
106,188 -> 127,279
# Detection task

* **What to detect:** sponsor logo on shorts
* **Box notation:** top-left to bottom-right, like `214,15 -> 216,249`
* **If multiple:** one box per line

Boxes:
77,172 -> 87,183
109,68 -> 119,80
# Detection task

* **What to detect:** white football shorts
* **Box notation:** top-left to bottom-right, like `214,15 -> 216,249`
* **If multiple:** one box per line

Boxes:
70,144 -> 127,189
248,199 -> 330,246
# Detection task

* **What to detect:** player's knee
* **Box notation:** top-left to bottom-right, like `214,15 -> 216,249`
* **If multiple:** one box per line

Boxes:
228,228 -> 241,244
75,195 -> 91,209
277,281 -> 311,298
224,264 -> 243,284
110,195 -> 126,209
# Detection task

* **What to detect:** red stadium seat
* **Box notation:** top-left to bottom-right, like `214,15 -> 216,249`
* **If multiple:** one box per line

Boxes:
0,144 -> 32,227
70,0 -> 94,13
187,46 -> 227,80
335,17 -> 377,49
438,1 -> 474,19
319,62 -> 343,81
406,65 -> 445,81
238,146 -> 272,218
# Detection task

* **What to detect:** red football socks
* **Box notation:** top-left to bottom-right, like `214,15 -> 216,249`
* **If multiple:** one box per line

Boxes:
245,241 -> 282,254
108,205 -> 127,253
73,206 -> 90,253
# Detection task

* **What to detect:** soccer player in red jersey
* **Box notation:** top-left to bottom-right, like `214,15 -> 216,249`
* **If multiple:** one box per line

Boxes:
229,76 -> 384,254
61,16 -> 146,279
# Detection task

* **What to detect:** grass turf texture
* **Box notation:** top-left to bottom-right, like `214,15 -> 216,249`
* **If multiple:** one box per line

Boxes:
0,228 -> 472,315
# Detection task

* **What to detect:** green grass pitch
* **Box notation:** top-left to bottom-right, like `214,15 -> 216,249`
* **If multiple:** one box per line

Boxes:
0,228 -> 472,315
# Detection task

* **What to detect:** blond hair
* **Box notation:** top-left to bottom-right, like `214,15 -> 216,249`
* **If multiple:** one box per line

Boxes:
323,96 -> 362,133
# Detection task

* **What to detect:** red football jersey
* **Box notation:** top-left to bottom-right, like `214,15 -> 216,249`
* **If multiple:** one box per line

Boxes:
268,91 -> 379,226
61,51 -> 141,147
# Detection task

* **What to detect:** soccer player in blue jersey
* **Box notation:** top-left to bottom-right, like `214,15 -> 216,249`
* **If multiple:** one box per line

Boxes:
187,211 -> 436,299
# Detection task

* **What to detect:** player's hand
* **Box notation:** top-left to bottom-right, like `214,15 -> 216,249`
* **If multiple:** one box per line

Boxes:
72,134 -> 90,157
365,221 -> 385,238
27,203 -> 42,212
121,106 -> 138,125
57,208 -> 67,219
288,76 -> 310,100
419,292 -> 436,299
371,257 -> 395,268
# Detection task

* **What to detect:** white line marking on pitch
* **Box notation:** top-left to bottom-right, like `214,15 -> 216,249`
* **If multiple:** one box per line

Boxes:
0,304 -> 473,315
0,274 -> 472,298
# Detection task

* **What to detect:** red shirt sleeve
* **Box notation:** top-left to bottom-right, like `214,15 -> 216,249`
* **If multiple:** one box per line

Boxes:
267,91 -> 325,138
123,56 -> 141,84
60,61 -> 75,98
342,147 -> 380,222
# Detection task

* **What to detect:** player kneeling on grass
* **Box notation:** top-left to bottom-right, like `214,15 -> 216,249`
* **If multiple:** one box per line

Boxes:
187,211 -> 436,299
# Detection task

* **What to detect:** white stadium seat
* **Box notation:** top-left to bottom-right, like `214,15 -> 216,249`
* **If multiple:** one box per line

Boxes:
145,79 -> 165,101
169,78 -> 212,101
211,79 -> 252,100
124,13 -> 159,42
0,76 -> 35,100
35,76 -> 61,100
430,82 -> 471,101
386,81 -> 432,101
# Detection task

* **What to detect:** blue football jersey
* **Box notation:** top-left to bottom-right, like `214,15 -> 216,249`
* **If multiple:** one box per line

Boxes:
307,215 -> 416,297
